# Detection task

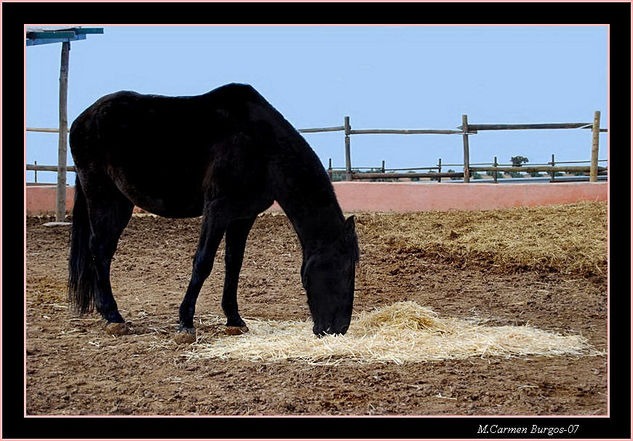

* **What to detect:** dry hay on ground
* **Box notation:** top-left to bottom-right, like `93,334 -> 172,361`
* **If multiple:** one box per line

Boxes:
184,301 -> 600,365
356,201 -> 607,276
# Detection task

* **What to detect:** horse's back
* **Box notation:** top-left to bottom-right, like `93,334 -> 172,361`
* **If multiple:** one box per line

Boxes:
70,84 -> 264,155
69,84 -> 277,218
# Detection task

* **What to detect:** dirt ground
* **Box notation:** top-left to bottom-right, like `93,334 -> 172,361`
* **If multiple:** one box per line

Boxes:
25,205 -> 607,416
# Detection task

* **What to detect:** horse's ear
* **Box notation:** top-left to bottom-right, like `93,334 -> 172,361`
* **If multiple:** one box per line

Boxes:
344,215 -> 356,233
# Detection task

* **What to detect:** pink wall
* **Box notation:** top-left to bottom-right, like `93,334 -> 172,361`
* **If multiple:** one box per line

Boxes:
326,181 -> 607,212
26,185 -> 74,216
26,185 -> 145,216
26,181 -> 607,216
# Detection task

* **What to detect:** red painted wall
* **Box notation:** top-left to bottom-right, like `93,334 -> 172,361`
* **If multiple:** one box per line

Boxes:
26,181 -> 607,216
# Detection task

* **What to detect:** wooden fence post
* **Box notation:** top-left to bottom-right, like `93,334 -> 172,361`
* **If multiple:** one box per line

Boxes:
328,158 -> 333,181
56,41 -> 70,222
344,116 -> 352,181
550,154 -> 556,182
590,110 -> 601,182
493,156 -> 498,183
437,158 -> 442,183
34,160 -> 38,183
462,114 -> 470,183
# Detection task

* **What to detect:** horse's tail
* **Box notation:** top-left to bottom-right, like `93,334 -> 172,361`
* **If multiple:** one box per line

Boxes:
68,175 -> 97,314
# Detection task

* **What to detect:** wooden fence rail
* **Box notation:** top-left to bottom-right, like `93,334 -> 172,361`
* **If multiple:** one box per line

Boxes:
26,127 -> 61,133
27,164 -> 76,173
461,122 -> 608,133
298,125 -> 345,133
470,165 -> 607,174
349,128 -> 464,135
348,171 -> 464,180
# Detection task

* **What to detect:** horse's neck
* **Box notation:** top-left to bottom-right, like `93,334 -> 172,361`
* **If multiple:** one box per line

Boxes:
281,197 -> 344,253
273,153 -> 345,252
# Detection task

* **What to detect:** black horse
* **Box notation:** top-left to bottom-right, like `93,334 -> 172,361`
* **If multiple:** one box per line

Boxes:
68,83 -> 359,339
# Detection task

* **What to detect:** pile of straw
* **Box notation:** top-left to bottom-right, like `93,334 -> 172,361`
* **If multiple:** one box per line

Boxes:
184,302 -> 598,365
358,201 -> 607,276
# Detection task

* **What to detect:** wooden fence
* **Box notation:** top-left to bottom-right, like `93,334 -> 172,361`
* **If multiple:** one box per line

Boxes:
26,110 -> 607,220
297,111 -> 607,183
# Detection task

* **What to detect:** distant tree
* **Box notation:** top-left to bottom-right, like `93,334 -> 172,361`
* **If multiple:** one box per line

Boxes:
471,171 -> 483,180
510,155 -> 529,167
529,171 -> 543,177
447,169 -> 460,181
407,171 -> 420,182
509,171 -> 523,178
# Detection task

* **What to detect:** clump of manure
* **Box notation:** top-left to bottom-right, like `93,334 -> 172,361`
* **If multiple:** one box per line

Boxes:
183,301 -> 599,365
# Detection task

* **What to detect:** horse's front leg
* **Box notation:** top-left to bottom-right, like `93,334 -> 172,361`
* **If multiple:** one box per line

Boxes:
175,201 -> 227,344
222,216 -> 257,334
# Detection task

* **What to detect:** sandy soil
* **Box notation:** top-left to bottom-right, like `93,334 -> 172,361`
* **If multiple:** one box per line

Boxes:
25,209 -> 607,416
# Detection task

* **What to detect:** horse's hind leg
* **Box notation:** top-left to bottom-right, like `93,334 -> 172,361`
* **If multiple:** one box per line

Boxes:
85,185 -> 134,330
222,216 -> 257,332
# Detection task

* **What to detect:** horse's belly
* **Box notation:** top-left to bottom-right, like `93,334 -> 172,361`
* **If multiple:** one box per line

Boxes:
114,177 -> 204,218
134,197 -> 204,218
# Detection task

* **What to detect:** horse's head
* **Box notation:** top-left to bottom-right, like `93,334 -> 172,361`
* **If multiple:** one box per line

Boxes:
302,215 -> 359,337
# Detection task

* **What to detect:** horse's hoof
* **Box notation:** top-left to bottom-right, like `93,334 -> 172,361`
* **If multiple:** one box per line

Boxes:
175,328 -> 197,344
105,322 -> 130,336
225,325 -> 249,335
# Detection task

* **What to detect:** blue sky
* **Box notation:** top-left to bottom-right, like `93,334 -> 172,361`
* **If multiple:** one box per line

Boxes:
26,25 -> 608,183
